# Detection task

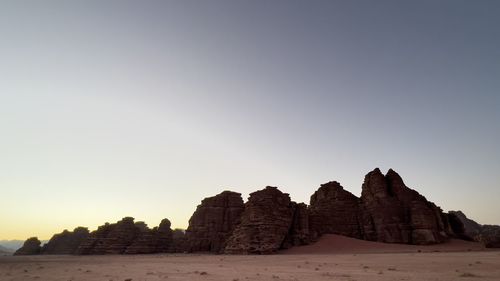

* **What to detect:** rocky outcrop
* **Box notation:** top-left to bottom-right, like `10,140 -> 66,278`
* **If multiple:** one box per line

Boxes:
14,237 -> 41,255
185,191 -> 244,253
124,219 -> 174,254
309,181 -> 364,239
479,225 -> 500,248
449,211 -> 482,237
282,202 -> 311,248
75,217 -> 140,254
224,186 -> 306,254
450,211 -> 500,248
155,219 -> 175,252
41,227 -> 89,254
307,169 -> 456,245
76,217 -> 176,255
171,228 -> 187,252
122,222 -> 157,254
360,168 -> 450,244
15,167 -> 480,255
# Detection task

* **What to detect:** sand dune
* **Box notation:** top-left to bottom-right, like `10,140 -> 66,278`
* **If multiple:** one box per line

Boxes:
281,234 -> 486,254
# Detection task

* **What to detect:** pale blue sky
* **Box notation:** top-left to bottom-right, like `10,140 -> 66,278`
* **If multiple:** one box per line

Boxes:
1,0 -> 499,239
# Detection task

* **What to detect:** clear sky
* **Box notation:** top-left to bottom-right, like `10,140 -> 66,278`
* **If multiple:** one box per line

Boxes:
1,0 -> 499,240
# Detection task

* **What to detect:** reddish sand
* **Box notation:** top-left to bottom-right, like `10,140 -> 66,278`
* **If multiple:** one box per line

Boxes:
281,234 -> 487,254
1,236 -> 499,281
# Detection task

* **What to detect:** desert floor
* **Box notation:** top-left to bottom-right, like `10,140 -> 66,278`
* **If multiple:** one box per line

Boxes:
1,235 -> 500,281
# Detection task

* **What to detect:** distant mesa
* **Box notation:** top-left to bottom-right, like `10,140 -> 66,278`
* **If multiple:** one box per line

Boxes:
14,168 -> 500,255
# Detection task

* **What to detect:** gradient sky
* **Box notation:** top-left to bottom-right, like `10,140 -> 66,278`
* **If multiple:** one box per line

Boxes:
1,0 -> 499,240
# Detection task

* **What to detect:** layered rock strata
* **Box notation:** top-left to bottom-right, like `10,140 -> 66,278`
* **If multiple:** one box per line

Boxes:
224,186 -> 307,254
185,191 -> 244,253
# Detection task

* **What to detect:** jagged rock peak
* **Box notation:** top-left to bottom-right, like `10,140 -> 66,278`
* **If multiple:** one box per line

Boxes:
360,168 -> 451,244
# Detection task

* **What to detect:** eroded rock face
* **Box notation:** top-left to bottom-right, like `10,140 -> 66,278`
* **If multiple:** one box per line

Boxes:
77,217 -> 176,255
171,228 -> 187,253
185,191 -> 244,253
76,217 -> 141,255
309,181 -> 363,239
360,168 -> 449,244
224,186 -> 297,254
282,202 -> 311,248
155,219 -> 175,253
41,227 -> 89,254
450,211 -> 500,248
123,222 -> 157,254
14,237 -> 41,255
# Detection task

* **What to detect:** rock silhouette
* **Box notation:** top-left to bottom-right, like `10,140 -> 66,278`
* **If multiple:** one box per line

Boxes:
309,181 -> 364,240
185,191 -> 244,253
224,186 -> 303,254
14,168 -> 489,255
41,227 -> 89,254
14,237 -> 41,255
76,217 -> 175,255
124,219 -> 174,254
360,168 -> 451,244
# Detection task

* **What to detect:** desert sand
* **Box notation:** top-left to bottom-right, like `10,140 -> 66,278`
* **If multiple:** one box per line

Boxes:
2,235 -> 499,281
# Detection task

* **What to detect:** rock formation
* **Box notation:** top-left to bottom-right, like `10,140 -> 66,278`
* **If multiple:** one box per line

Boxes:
15,167 -> 481,255
224,186 -> 306,254
76,217 -> 156,255
77,217 -> 176,255
360,168 -> 450,244
14,237 -> 41,255
450,210 -> 500,248
124,219 -> 174,254
308,169 -> 459,245
122,222 -> 157,254
41,227 -> 89,254
309,181 -> 364,239
282,202 -> 311,248
155,219 -> 175,252
171,228 -> 187,252
185,191 -> 244,253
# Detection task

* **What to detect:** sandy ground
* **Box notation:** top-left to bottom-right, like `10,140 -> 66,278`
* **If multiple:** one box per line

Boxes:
1,236 -> 500,281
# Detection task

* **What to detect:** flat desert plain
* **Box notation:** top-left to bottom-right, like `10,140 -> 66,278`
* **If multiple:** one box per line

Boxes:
2,235 -> 500,281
